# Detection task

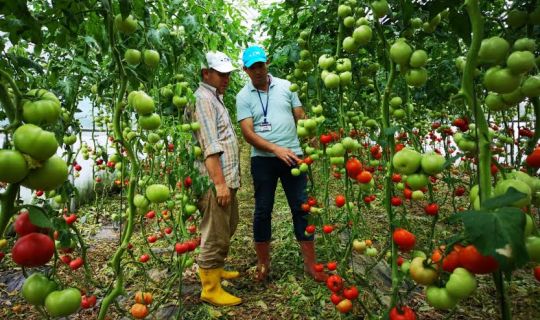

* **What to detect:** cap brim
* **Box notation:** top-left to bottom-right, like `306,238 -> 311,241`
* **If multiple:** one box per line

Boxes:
244,57 -> 267,68
213,64 -> 237,73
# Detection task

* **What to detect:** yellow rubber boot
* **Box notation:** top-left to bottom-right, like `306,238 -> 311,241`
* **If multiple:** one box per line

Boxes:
220,269 -> 240,280
199,268 -> 242,306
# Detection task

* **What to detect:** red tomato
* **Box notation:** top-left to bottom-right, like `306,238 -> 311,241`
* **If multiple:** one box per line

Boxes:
12,233 -> 54,267
175,243 -> 189,254
330,293 -> 343,305
323,225 -> 334,234
346,158 -> 362,178
60,255 -> 72,264
356,171 -> 372,184
314,263 -> 324,272
81,294 -> 97,309
139,254 -> 150,263
343,286 -> 359,300
424,203 -> 439,216
534,266 -> 540,282
145,211 -> 155,219
335,195 -> 346,208
395,143 -> 405,152
305,224 -> 316,234
391,196 -> 402,206
164,227 -> 172,234
69,257 -> 84,270
304,156 -> 313,165
301,203 -> 311,212
320,134 -> 332,145
391,173 -> 402,183
326,274 -> 344,292
327,261 -> 337,271
147,235 -> 157,243
63,214 -> 77,225
459,245 -> 499,274
526,148 -> 540,167
389,305 -> 417,320
184,176 -> 192,188
403,188 -> 412,199
307,197 -> 317,207
396,256 -> 404,266
442,250 -> 461,272
454,185 -> 466,196
393,228 -> 416,252
14,210 -> 41,236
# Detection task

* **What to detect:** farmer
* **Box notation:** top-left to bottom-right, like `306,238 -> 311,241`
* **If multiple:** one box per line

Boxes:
236,45 -> 327,283
186,51 -> 241,306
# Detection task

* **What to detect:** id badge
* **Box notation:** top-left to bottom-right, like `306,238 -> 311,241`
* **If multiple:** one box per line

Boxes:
260,122 -> 272,132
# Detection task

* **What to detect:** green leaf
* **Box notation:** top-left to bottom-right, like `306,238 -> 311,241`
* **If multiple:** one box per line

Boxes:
459,207 -> 527,272
448,8 -> 471,45
119,0 -> 132,19
26,205 -> 53,228
481,187 -> 526,210
442,153 -> 462,170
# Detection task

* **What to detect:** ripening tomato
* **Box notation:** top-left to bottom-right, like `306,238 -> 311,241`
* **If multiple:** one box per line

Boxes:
335,195 -> 346,208
336,298 -> 352,313
135,291 -> 153,305
130,303 -> 149,319
459,245 -> 499,274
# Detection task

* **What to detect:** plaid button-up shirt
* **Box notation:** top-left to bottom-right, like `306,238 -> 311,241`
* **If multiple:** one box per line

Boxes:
185,82 -> 241,189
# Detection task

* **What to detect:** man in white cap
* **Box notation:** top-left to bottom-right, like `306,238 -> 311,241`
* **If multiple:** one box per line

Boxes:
185,51 -> 241,306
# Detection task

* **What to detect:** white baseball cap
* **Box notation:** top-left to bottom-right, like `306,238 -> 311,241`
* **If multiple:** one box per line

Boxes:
203,51 -> 236,73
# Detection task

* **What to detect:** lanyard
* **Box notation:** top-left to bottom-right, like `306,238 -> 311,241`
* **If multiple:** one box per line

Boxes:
256,76 -> 271,123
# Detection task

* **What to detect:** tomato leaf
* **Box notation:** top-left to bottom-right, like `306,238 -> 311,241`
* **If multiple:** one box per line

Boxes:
448,8 -> 471,45
25,205 -> 53,229
457,207 -> 527,271
481,187 -> 526,210
442,153 -> 462,170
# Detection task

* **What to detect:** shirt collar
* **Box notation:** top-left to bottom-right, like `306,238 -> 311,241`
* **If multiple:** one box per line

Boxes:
199,82 -> 224,100
249,74 -> 275,92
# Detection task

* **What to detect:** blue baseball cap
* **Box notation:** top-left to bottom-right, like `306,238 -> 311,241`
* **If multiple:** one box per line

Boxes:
242,46 -> 267,68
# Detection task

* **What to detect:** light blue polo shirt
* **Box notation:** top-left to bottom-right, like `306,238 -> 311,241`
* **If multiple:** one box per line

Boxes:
236,75 -> 303,157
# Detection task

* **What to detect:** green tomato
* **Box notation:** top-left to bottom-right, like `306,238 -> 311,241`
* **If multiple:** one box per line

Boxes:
365,247 -> 378,257
45,288 -> 82,317
445,267 -> 476,300
352,25 -> 372,45
139,113 -> 161,130
405,67 -> 428,87
390,39 -> 412,65
494,179 -> 532,208
0,149 -> 29,183
22,273 -> 57,305
521,76 -> 540,98
406,173 -> 428,190
371,0 -> 389,18
478,36 -> 509,65
143,49 -> 160,68
146,184 -> 170,203
421,152 -> 445,175
426,286 -> 458,310
483,67 -> 521,94
13,124 -> 58,161
526,236 -> 540,262
22,155 -> 68,191
115,14 -> 138,34
507,51 -> 536,74
124,49 -> 141,65
392,148 -> 422,175
132,91 -> 155,115
409,50 -> 428,68
22,89 -> 61,125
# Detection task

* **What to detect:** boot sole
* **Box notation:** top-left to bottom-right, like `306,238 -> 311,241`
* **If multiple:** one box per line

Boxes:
201,297 -> 242,307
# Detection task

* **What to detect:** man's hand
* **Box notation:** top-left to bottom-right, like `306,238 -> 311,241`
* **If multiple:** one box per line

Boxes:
215,183 -> 231,207
273,145 -> 300,166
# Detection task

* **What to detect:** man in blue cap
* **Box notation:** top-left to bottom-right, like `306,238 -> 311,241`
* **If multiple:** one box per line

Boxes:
236,45 -> 327,283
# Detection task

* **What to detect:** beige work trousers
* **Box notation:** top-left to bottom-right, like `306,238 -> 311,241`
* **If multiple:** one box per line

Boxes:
197,188 -> 239,269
